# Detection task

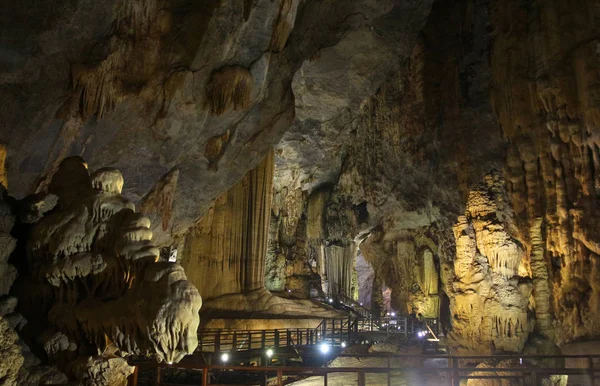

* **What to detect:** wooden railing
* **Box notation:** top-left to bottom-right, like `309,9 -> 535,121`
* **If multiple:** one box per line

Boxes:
197,319 -> 350,353
130,353 -> 600,386
197,316 -> 441,353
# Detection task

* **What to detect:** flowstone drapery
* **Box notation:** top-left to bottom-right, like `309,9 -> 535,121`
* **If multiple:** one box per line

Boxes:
447,172 -> 533,353
21,157 -> 201,365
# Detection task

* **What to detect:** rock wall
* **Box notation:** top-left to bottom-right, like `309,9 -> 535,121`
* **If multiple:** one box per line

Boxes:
490,0 -> 600,345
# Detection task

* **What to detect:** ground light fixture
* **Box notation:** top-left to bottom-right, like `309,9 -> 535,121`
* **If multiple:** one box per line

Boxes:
341,342 -> 347,348
391,312 -> 396,317
319,343 -> 330,354
328,298 -> 333,303
266,349 -> 274,358
220,353 -> 229,363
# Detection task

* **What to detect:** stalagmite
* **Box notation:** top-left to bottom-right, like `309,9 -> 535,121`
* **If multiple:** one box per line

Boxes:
448,171 -> 533,354
21,157 -> 201,366
530,217 -> 554,339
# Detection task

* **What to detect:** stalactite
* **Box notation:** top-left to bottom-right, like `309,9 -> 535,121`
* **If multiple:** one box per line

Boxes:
306,188 -> 328,241
181,150 -> 274,299
117,0 -> 160,37
205,65 -> 253,115
204,130 -> 231,170
325,244 -> 355,299
268,0 -> 296,53
72,53 -> 123,119
140,169 -> 179,232
491,0 -> 600,343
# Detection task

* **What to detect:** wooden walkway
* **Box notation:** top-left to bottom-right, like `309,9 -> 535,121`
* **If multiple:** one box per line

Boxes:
197,317 -> 439,353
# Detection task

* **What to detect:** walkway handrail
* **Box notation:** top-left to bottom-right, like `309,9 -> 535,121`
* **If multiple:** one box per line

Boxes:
130,353 -> 600,386
197,319 -> 351,353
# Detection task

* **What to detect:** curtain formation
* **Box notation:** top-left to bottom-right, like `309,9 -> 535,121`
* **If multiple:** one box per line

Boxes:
182,150 -> 274,299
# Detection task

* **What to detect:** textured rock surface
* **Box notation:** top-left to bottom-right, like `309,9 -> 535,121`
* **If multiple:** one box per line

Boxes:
490,0 -> 600,345
12,156 -> 201,376
0,0 -> 435,249
3,0 -> 600,366
67,356 -> 133,386
0,185 -> 17,296
446,172 -> 533,353
181,151 -> 341,318
181,151 -> 273,301
466,359 -> 567,386
0,315 -> 24,386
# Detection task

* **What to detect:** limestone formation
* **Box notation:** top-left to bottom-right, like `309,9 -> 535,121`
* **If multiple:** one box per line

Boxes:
17,157 -> 201,370
0,316 -> 24,386
490,0 -> 600,345
0,185 -> 17,296
68,356 -> 134,386
205,66 -> 254,115
182,151 -> 273,301
0,144 -> 7,188
3,0 -> 600,370
361,229 -> 440,318
268,0 -> 299,53
466,359 -> 567,386
447,172 -> 533,353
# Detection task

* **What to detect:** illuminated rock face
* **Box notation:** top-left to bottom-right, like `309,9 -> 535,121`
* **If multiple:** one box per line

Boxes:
447,172 -> 533,353
20,157 -> 201,367
181,151 -> 274,300
490,0 -> 600,345
361,230 -> 440,318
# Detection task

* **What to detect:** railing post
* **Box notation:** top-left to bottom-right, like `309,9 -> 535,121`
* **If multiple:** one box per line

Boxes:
275,330 -> 280,348
324,372 -> 328,386
387,356 -> 391,386
357,369 -> 366,386
215,332 -> 221,353
128,365 -> 138,386
248,332 -> 252,350
287,330 -> 292,346
261,331 -> 266,349
530,369 -> 538,386
202,367 -> 209,386
589,356 -> 595,386
156,366 -> 161,385
233,332 -> 238,351
452,357 -> 459,386
277,369 -> 283,386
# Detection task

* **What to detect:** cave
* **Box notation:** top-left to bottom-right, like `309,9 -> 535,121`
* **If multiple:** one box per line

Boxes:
1,0 -> 600,385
